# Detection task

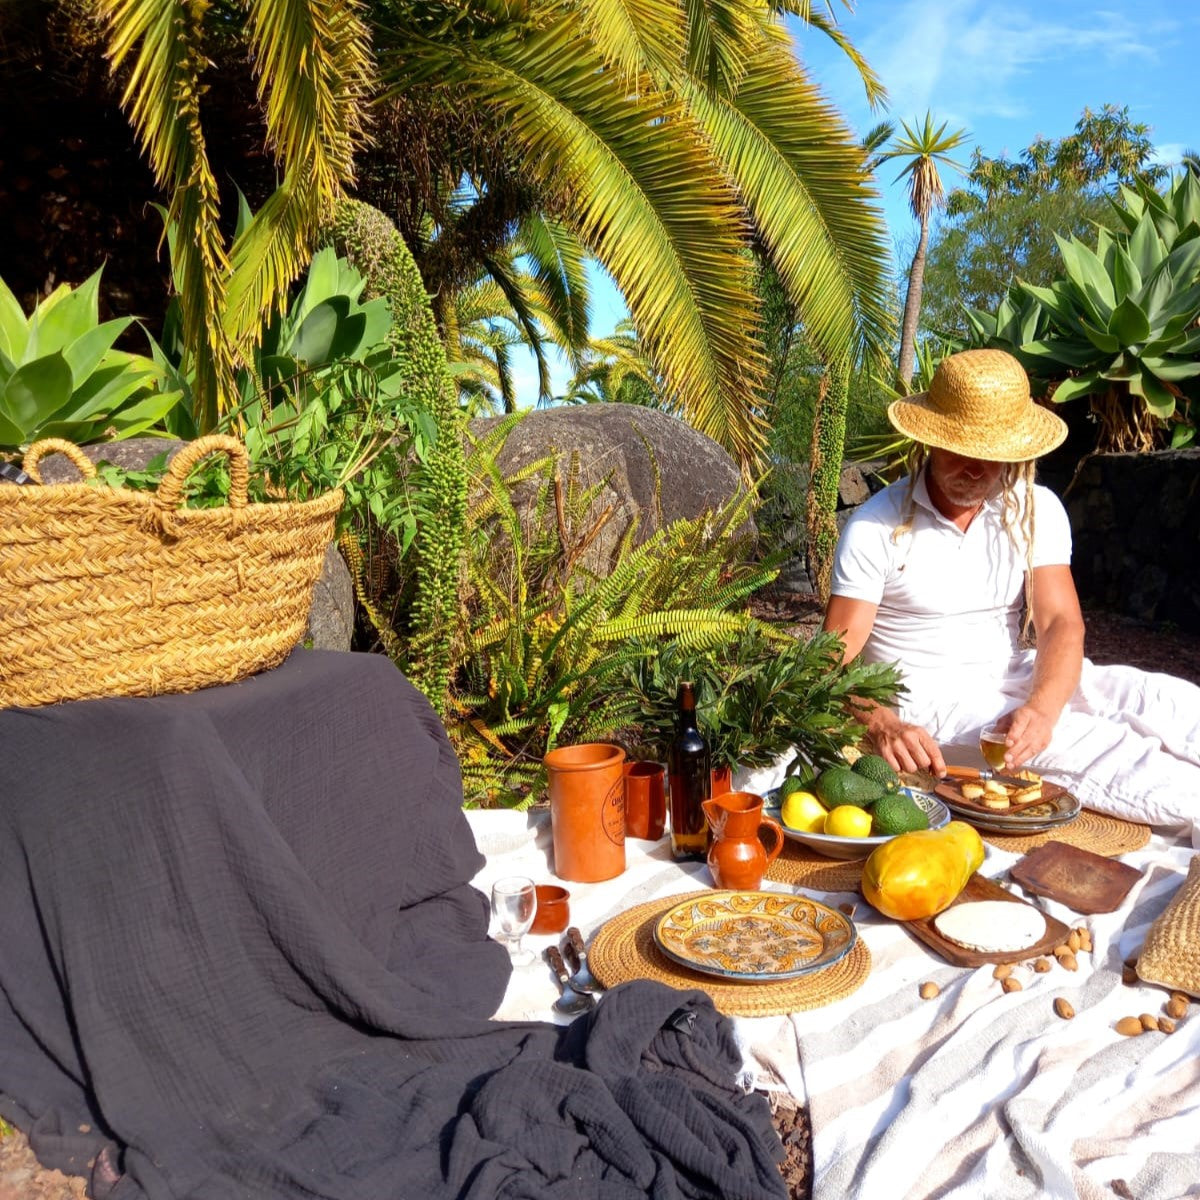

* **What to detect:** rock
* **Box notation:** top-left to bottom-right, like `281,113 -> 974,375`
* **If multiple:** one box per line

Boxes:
303,544 -> 354,651
26,437 -> 353,650
837,463 -> 871,507
469,405 -> 749,574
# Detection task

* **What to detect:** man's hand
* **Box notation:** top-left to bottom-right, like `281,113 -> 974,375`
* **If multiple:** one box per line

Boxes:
996,705 -> 1055,771
866,707 -> 946,777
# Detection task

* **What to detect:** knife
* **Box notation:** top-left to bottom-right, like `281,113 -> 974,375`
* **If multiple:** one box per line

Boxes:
942,765 -> 1040,790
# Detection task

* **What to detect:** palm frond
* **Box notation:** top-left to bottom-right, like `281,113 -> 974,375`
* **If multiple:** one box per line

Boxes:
102,0 -> 235,429
685,38 -> 894,365
224,0 -> 373,350
382,22 -> 768,464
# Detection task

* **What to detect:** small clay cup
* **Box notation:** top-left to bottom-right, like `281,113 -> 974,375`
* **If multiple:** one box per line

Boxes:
530,884 -> 570,934
624,761 -> 667,840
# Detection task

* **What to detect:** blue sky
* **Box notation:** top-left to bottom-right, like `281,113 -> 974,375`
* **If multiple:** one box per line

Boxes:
513,0 -> 1199,401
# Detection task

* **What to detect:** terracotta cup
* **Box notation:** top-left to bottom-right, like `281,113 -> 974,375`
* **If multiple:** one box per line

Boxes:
624,761 -> 667,840
702,790 -> 785,891
544,743 -> 627,882
530,884 -> 570,934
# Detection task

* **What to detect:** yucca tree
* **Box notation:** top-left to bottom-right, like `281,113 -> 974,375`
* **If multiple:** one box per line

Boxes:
881,112 -> 969,390
97,0 -> 373,430
373,0 -> 892,465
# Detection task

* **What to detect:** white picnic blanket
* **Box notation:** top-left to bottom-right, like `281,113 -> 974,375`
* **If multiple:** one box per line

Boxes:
467,809 -> 1200,1200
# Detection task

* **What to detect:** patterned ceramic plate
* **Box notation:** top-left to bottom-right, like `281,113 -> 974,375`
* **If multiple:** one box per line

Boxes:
942,788 -> 1081,832
653,892 -> 857,982
764,788 -> 951,861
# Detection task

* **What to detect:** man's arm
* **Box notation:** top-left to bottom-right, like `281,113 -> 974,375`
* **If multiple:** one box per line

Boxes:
999,564 -> 1085,769
824,595 -> 946,777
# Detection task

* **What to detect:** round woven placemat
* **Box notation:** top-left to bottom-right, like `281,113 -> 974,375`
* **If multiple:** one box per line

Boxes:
981,808 -> 1150,856
765,842 -> 865,892
588,892 -> 872,1017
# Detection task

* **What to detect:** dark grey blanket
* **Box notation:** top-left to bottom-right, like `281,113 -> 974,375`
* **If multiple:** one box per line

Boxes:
0,651 -> 784,1199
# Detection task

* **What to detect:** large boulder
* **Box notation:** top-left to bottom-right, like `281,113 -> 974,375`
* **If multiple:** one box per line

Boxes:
468,405 -> 749,574
28,437 -> 354,651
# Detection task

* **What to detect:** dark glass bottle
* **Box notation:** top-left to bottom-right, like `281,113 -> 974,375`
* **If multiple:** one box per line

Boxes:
667,681 -> 711,860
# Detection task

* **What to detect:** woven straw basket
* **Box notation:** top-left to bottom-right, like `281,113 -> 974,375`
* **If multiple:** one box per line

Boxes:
0,435 -> 343,709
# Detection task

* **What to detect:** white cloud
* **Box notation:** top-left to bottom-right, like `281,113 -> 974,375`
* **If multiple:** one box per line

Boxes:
1150,142 -> 1187,167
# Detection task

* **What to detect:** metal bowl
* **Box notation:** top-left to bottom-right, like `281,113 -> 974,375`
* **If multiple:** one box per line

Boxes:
763,788 -> 951,861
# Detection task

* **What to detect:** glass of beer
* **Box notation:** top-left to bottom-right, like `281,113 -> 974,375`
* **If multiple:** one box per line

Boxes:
979,723 -> 1009,774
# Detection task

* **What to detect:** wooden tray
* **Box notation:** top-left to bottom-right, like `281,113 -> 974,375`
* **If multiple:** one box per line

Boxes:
934,775 -> 1068,816
1009,840 -> 1142,914
903,874 -> 1070,966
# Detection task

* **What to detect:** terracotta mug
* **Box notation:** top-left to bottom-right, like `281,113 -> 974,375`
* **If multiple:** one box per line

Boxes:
545,743 -> 626,882
701,790 -> 785,891
624,761 -> 666,840
530,884 -> 570,934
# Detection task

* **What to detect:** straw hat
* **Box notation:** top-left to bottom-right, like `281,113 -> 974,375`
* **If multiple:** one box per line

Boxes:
888,349 -> 1068,463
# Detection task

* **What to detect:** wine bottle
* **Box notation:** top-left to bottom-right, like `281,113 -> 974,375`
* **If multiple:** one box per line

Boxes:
667,681 -> 711,860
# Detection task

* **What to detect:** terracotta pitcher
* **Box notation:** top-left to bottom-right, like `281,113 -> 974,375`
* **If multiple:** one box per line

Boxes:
701,791 -> 785,890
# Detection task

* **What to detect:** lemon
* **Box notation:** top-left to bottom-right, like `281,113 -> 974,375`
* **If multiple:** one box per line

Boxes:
823,805 -> 873,838
780,790 -> 827,833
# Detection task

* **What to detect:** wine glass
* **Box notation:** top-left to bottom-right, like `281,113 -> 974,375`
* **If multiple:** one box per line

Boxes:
979,723 -> 1009,775
490,876 -> 537,966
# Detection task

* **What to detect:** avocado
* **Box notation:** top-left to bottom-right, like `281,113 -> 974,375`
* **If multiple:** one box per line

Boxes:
814,766 -> 886,809
852,754 -> 902,793
871,791 -> 930,836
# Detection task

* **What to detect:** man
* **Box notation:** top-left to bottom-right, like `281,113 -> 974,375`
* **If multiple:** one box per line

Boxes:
824,348 -> 1200,841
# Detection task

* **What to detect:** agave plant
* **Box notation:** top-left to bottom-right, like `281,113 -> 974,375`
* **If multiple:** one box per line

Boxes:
0,269 -> 181,451
1111,170 -> 1200,252
1014,213 -> 1200,450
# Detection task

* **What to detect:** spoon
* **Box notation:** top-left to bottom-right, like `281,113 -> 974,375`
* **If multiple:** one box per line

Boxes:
564,927 -> 604,995
545,945 -> 595,1017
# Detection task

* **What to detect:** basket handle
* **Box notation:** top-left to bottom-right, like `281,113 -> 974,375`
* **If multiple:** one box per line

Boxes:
147,435 -> 250,538
22,438 -> 98,483
155,435 -> 250,512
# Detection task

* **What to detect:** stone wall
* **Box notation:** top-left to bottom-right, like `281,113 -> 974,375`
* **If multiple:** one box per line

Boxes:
1064,449 -> 1200,632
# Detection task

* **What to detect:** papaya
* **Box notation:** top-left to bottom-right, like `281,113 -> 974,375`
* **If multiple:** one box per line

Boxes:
860,821 -> 985,921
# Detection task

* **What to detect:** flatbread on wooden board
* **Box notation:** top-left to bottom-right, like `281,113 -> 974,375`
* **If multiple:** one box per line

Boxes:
933,901 -> 1047,953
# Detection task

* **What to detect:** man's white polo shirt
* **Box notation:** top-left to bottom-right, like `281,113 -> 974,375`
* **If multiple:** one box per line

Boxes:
830,469 -> 1072,690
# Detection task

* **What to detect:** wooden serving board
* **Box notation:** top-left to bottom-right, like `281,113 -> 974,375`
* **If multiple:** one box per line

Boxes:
903,874 -> 1070,967
934,776 -> 1067,816
1009,840 -> 1142,914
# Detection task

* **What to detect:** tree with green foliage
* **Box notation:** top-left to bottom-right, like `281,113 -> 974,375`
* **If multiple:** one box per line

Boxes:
922,104 -> 1169,340
879,113 -> 969,390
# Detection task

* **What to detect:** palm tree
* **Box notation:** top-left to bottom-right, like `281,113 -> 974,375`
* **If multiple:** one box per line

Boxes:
97,0 -> 373,431
93,0 -> 893,465
881,113 -> 969,391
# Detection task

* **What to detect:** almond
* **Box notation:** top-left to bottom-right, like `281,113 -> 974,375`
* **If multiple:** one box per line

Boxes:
992,963 -> 1013,980
1002,977 -> 1023,993
1121,964 -> 1139,986
1059,953 -> 1078,972
919,981 -> 940,1000
1165,997 -> 1188,1020
1033,957 -> 1052,974
838,902 -> 856,916
1115,1017 -> 1144,1036
1169,991 -> 1190,1009
1053,944 -> 1072,959
1159,1018 -> 1176,1035
1139,1013 -> 1159,1032
1053,998 -> 1075,1020
1067,930 -> 1081,953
